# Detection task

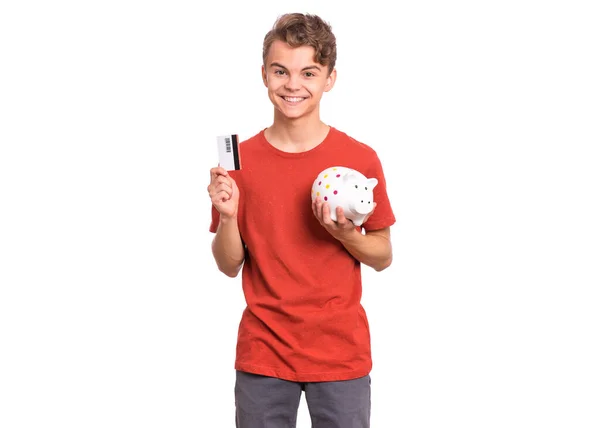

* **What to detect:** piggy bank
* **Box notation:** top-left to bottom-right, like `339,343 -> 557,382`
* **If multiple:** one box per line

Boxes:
311,166 -> 378,226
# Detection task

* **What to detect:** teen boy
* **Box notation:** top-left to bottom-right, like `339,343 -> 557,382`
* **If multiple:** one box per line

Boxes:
207,13 -> 396,428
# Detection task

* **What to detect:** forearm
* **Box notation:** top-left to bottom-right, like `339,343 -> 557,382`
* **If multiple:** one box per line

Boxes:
338,228 -> 392,271
211,216 -> 245,277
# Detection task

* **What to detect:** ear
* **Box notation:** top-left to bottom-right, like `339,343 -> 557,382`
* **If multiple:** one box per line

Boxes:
261,65 -> 268,87
367,178 -> 378,189
344,170 -> 359,182
324,68 -> 337,92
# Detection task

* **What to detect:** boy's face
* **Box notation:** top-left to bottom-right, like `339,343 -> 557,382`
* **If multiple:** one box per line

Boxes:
262,40 -> 336,121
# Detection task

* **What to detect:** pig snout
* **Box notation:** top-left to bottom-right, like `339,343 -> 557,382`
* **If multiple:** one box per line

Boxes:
351,192 -> 374,215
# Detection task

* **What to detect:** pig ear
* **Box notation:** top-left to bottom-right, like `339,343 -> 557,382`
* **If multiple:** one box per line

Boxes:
344,171 -> 359,181
367,178 -> 378,189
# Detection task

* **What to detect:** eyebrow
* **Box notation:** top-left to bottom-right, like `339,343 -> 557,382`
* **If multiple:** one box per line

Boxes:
270,62 -> 322,72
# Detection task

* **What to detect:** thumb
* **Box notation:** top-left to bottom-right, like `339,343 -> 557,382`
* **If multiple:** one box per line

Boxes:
230,175 -> 239,196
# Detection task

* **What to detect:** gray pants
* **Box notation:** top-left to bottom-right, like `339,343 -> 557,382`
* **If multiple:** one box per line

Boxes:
234,370 -> 371,428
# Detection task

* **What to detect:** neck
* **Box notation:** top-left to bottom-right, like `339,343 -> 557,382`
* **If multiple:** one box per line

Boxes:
265,109 -> 329,153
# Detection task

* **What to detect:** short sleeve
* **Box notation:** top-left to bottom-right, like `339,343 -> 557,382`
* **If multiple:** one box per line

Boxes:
362,153 -> 396,231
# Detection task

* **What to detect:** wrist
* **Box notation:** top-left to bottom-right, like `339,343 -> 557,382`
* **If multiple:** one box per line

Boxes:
219,214 -> 238,225
337,226 -> 363,245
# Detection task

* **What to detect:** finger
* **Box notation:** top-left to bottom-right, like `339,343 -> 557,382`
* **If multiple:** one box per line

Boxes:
322,202 -> 333,225
206,179 -> 231,193
312,198 -> 319,219
314,197 -> 323,218
208,180 -> 232,197
218,183 -> 233,195
335,206 -> 348,226
229,175 -> 238,190
215,175 -> 231,185
212,166 -> 228,176
210,166 -> 229,182
215,178 -> 233,191
208,178 -> 230,191
211,190 -> 231,204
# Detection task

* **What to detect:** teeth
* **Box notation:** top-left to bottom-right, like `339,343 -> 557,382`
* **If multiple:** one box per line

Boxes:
284,97 -> 304,102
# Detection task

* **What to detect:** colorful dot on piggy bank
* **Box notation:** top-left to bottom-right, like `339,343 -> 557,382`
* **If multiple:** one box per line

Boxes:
311,166 -> 378,226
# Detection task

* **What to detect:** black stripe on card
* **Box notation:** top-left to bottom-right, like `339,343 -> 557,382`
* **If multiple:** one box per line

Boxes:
232,134 -> 240,170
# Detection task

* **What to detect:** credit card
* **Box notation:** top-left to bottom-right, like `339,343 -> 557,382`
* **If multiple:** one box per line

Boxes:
216,134 -> 241,171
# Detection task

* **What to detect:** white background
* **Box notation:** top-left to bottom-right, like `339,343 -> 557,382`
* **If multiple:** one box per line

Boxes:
1,0 -> 599,427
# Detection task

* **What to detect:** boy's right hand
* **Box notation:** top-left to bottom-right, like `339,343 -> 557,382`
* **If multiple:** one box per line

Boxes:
207,167 -> 239,219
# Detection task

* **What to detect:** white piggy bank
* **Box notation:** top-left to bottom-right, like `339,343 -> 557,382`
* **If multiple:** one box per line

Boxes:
311,166 -> 378,226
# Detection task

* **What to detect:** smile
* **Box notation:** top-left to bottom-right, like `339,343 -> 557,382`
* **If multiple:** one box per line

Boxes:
281,96 -> 306,103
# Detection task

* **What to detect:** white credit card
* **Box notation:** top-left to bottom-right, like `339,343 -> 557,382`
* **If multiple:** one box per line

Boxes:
216,134 -> 241,171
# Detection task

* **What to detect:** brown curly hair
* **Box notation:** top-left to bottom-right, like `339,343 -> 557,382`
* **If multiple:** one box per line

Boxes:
263,13 -> 337,75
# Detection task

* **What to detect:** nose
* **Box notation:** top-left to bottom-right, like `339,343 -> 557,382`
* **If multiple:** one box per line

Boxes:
284,74 -> 302,91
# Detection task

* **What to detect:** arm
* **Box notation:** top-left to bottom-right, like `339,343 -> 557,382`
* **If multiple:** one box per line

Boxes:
211,216 -> 245,277
312,198 -> 393,271
208,167 -> 245,277
337,227 -> 392,272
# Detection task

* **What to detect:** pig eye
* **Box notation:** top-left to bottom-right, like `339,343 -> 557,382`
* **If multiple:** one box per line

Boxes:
361,200 -> 363,203
355,185 -> 358,188
365,187 -> 367,190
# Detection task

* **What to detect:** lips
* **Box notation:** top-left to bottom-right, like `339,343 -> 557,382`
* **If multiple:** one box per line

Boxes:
281,96 -> 307,103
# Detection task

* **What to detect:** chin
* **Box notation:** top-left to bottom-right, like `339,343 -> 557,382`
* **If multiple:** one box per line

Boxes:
280,104 -> 316,119
280,110 -> 309,121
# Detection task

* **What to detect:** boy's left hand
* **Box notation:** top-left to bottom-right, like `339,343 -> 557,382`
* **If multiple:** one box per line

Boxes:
312,197 -> 377,241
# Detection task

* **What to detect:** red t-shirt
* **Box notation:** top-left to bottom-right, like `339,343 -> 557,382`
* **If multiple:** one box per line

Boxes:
209,126 -> 396,382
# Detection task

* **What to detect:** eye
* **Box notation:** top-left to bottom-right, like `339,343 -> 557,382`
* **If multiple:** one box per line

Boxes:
304,72 -> 315,77
274,70 -> 286,75
355,185 -> 358,188
365,187 -> 367,190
